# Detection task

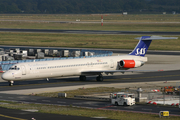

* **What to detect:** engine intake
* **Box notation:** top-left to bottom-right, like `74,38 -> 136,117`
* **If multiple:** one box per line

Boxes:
119,60 -> 144,68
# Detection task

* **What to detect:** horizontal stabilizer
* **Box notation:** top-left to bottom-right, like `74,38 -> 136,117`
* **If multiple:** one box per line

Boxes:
135,36 -> 178,40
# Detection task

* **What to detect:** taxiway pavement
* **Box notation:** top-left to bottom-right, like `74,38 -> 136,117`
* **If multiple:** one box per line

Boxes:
0,106 -> 105,120
0,28 -> 180,35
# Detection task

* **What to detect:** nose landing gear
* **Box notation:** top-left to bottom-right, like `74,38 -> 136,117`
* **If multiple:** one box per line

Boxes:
8,81 -> 14,86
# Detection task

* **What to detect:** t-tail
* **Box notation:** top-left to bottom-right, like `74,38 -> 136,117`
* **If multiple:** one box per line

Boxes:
129,36 -> 178,57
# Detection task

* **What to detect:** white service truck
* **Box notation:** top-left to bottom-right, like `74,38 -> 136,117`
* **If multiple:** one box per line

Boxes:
110,92 -> 135,106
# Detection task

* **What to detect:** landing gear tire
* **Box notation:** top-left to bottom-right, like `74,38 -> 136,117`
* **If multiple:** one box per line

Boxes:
115,102 -> 119,106
79,75 -> 86,81
8,81 -> 14,86
96,75 -> 103,82
123,102 -> 127,106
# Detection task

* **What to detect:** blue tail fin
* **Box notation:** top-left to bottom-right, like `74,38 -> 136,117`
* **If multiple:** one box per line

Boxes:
129,36 -> 178,57
129,36 -> 152,57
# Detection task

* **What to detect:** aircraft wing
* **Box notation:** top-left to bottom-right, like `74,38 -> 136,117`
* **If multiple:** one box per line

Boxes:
81,70 -> 162,75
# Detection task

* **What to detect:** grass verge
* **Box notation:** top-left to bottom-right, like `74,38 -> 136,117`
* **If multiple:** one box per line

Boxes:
0,32 -> 179,50
0,14 -> 180,31
1,22 -> 180,32
36,87 -> 124,98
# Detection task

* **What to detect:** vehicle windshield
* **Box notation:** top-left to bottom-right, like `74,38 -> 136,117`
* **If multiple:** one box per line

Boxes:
128,94 -> 135,98
9,66 -> 20,70
111,94 -> 117,99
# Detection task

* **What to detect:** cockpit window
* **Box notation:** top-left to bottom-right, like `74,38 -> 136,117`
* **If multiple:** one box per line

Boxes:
9,66 -> 20,70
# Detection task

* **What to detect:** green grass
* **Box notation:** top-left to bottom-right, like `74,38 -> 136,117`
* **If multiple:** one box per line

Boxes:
0,14 -> 180,31
0,101 -> 179,120
0,14 -> 179,50
0,21 -> 180,32
0,32 -> 179,50
36,87 -> 125,98
1,14 -> 180,22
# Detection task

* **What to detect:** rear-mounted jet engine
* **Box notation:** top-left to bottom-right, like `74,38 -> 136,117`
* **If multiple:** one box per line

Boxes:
119,60 -> 144,68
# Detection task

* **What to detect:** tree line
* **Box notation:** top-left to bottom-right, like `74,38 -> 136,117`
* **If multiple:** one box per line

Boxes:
0,0 -> 179,14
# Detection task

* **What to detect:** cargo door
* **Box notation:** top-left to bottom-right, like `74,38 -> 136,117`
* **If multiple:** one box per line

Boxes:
21,65 -> 26,75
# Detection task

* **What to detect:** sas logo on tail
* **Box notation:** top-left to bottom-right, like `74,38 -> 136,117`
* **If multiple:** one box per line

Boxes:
135,48 -> 146,55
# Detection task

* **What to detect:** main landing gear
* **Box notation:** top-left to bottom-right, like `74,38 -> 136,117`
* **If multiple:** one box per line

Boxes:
96,74 -> 104,82
79,75 -> 86,81
79,74 -> 104,82
8,81 -> 14,86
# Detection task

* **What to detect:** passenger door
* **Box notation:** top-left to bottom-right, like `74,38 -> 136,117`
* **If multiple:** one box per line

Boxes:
110,59 -> 114,68
21,65 -> 26,75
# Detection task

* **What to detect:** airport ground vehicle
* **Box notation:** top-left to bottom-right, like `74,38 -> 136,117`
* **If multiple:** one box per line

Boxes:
162,86 -> 180,95
163,86 -> 174,94
110,92 -> 135,106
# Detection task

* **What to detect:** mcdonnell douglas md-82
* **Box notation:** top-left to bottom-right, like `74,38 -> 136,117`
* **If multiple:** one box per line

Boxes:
1,36 -> 178,86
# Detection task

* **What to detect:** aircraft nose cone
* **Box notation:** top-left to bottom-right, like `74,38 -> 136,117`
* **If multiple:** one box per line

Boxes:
1,73 -> 11,80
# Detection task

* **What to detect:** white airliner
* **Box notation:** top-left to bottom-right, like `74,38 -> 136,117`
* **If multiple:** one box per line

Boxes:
1,36 -> 178,86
